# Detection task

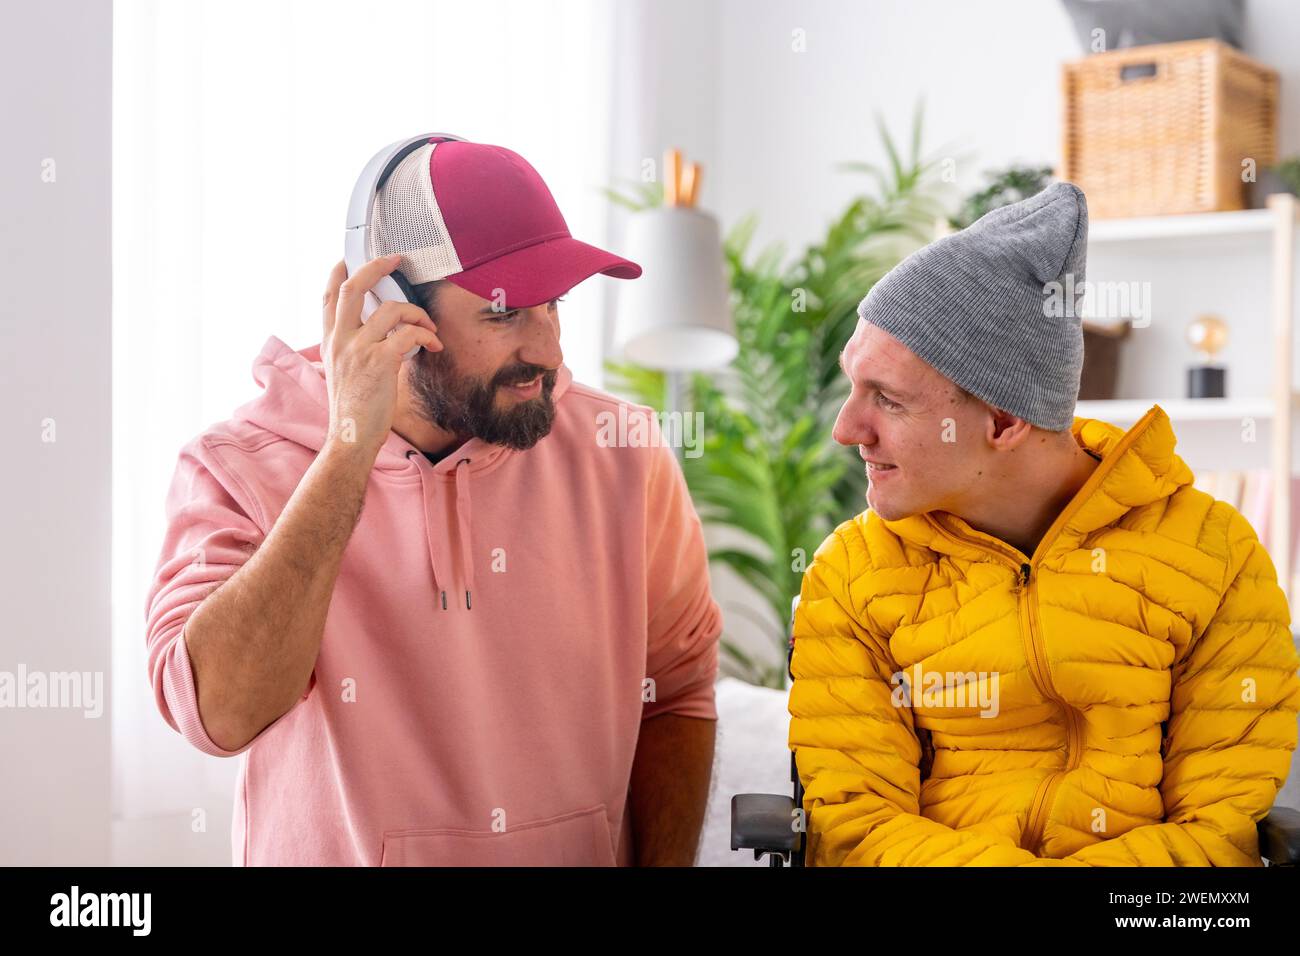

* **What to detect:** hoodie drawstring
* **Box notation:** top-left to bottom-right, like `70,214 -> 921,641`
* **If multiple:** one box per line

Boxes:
454,457 -> 475,610
409,450 -> 447,610
406,449 -> 475,611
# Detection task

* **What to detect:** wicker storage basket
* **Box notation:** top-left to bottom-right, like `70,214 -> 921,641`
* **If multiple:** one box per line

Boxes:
1061,39 -> 1278,218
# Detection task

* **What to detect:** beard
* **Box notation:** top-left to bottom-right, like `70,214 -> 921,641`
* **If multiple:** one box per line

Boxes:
407,347 -> 558,451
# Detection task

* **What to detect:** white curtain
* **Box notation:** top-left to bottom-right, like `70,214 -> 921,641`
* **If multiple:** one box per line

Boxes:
112,0 -> 622,853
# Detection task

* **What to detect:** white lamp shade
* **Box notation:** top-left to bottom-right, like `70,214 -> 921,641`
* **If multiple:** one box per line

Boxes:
613,206 -> 737,371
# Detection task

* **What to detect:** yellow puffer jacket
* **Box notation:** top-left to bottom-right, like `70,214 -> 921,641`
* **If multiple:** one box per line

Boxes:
789,405 -> 1300,866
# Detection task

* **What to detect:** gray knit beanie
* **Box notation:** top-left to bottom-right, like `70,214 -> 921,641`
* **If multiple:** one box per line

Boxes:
857,181 -> 1089,431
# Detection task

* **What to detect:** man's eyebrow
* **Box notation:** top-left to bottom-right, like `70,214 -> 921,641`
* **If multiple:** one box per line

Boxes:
839,349 -> 913,400
867,379 -> 912,400
477,295 -> 562,315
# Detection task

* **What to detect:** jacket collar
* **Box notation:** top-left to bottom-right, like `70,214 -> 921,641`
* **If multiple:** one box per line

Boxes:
880,404 -> 1195,563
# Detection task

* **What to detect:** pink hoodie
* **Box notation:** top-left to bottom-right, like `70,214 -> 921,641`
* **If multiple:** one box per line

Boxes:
145,336 -> 722,866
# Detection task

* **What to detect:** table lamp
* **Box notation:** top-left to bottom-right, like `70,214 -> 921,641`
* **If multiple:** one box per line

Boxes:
614,149 -> 738,425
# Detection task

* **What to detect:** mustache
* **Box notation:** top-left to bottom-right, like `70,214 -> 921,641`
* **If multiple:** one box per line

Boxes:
492,364 -> 557,389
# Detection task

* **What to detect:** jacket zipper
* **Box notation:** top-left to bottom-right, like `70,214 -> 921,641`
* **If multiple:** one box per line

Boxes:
923,523 -> 1083,855
1016,561 -> 1083,854
917,409 -> 1158,852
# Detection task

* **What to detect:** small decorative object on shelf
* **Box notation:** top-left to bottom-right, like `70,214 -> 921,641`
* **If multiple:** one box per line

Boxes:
1186,313 -> 1228,398
1079,320 -> 1131,400
1247,155 -> 1300,209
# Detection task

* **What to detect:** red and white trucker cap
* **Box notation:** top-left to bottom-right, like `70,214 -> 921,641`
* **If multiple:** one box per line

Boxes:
367,136 -> 642,309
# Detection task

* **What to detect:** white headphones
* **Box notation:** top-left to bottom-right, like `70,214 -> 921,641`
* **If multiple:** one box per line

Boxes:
344,131 -> 467,359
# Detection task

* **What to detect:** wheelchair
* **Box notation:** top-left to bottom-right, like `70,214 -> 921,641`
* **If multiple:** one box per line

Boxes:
731,597 -> 1300,867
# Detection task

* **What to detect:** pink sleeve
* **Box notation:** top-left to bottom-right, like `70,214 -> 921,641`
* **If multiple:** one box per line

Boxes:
641,440 -> 721,721
144,438 -> 313,757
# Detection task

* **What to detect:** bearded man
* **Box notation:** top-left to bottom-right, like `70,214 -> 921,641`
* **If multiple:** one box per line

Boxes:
145,137 -> 722,866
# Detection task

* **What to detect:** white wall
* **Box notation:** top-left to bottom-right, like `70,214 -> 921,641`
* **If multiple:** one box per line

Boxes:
0,0 -> 113,864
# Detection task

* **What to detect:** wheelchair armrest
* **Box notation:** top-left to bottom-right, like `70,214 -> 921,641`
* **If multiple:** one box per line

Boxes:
1258,806 -> 1300,866
731,793 -> 799,860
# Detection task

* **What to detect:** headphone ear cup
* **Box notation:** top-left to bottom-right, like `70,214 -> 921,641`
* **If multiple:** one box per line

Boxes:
387,268 -> 425,361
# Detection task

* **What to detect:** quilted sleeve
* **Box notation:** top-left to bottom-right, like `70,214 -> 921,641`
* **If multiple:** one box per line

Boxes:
1047,509 -> 1300,867
789,520 -> 1041,866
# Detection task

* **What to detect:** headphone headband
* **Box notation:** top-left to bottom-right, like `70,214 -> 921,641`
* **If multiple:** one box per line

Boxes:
342,132 -> 467,355
344,132 -> 466,233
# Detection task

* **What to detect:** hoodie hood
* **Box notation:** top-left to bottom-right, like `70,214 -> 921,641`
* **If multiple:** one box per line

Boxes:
232,334 -> 575,610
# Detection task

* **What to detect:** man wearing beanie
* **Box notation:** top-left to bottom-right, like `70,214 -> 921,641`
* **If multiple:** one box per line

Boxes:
789,182 -> 1300,866
144,136 -> 722,866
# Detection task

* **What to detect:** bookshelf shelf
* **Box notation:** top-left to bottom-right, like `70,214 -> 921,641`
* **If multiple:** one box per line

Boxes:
1075,397 -> 1281,423
1089,207 -> 1294,244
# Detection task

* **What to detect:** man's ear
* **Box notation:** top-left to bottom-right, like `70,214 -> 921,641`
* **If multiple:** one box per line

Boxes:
984,406 -> 1033,450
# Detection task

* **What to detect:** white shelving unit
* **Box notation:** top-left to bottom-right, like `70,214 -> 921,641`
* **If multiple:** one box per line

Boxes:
1074,396 -> 1280,422
1078,194 -> 1300,599
1089,206 -> 1286,242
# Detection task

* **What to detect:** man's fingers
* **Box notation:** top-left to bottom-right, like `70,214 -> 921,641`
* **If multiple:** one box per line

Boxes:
359,300 -> 439,343
384,323 -> 444,358
322,259 -> 348,338
335,254 -> 403,332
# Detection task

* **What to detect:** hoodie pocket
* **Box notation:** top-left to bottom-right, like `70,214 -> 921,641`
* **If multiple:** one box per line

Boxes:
379,803 -> 617,867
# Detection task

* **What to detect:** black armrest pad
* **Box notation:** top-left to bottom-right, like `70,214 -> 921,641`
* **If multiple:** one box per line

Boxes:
731,793 -> 798,852
1258,807 -> 1300,865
